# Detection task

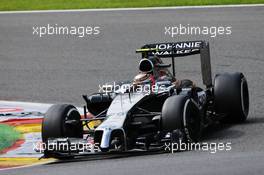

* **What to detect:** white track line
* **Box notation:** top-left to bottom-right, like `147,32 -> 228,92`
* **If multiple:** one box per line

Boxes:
0,4 -> 263,14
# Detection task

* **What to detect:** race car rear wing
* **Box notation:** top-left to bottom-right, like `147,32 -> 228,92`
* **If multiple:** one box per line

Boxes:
136,41 -> 212,88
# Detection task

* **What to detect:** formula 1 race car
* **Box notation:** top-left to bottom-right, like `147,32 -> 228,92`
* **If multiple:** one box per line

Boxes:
41,41 -> 249,158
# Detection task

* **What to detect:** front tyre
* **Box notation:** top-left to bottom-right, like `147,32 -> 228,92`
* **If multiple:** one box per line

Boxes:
42,104 -> 83,142
161,95 -> 201,143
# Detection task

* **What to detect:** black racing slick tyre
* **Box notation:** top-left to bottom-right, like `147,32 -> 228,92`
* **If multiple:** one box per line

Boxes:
214,72 -> 249,122
161,95 -> 201,142
42,104 -> 83,142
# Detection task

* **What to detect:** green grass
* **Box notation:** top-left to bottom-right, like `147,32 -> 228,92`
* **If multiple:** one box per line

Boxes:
0,0 -> 263,11
0,124 -> 21,152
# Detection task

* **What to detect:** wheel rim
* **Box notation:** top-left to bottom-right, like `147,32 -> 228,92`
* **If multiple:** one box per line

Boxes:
183,99 -> 200,142
63,108 -> 82,138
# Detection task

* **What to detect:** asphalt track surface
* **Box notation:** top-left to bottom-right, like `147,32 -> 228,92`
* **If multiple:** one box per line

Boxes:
1,5 -> 264,175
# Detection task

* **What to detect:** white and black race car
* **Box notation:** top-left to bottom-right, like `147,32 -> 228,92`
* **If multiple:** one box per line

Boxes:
41,41 -> 249,158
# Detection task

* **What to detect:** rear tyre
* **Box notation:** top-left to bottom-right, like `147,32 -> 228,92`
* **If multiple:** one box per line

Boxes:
42,104 -> 83,142
161,95 -> 201,143
214,72 -> 249,122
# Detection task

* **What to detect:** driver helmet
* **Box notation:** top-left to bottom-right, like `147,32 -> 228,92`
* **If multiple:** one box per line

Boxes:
133,58 -> 155,86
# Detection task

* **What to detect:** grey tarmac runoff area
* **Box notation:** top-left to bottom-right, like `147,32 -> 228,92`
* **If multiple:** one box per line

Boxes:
1,5 -> 264,175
